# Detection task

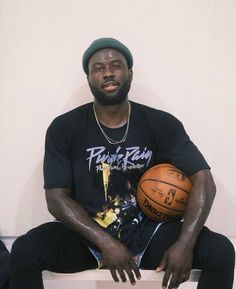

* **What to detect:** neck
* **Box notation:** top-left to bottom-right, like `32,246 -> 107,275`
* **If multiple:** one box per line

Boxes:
93,100 -> 130,128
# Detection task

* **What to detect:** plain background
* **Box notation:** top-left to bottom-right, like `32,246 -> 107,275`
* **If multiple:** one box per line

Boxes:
0,0 -> 236,241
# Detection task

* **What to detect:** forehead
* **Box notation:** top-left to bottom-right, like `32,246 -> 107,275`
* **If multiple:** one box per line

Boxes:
88,48 -> 127,66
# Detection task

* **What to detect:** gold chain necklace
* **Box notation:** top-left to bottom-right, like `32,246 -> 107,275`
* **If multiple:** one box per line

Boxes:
93,102 -> 131,145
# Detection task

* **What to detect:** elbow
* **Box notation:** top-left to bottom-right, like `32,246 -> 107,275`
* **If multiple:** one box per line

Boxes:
47,201 -> 55,216
191,169 -> 216,200
45,188 -> 71,217
45,190 -> 57,216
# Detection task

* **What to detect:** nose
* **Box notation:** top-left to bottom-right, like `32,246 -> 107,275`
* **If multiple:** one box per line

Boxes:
103,66 -> 114,79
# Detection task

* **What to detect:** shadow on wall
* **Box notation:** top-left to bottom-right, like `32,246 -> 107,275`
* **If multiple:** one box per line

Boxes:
14,82 -> 166,235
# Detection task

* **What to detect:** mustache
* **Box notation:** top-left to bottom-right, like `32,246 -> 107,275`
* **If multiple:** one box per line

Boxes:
102,78 -> 120,87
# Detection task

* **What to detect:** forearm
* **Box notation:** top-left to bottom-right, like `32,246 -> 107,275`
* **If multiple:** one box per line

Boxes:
177,169 -> 216,248
46,188 -> 114,250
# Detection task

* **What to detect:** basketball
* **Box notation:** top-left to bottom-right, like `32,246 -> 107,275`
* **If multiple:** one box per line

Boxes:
137,163 -> 192,222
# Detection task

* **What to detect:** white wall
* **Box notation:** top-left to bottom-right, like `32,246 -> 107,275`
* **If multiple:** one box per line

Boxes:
0,0 -> 236,238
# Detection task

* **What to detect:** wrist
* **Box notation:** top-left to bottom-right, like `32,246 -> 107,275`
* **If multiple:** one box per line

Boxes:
96,234 -> 117,251
176,233 -> 197,250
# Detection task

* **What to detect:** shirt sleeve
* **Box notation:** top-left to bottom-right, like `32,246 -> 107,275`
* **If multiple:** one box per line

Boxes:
156,113 -> 210,176
43,118 -> 73,189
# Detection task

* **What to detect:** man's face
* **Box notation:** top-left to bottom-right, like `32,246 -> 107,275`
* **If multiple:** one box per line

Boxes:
87,48 -> 133,105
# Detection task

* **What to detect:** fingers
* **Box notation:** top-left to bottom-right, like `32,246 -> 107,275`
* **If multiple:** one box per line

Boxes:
109,260 -> 141,285
110,268 -> 136,285
166,272 -> 179,289
117,268 -> 128,283
162,270 -> 190,289
132,263 -> 141,280
162,267 -> 172,288
127,259 -> 141,285
110,267 -> 119,283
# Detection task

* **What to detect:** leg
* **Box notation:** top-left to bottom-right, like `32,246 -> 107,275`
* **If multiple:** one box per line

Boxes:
0,240 -> 10,289
140,222 -> 235,289
193,227 -> 235,289
10,222 -> 98,289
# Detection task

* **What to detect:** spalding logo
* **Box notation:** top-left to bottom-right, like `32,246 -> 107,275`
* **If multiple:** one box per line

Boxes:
143,198 -> 176,221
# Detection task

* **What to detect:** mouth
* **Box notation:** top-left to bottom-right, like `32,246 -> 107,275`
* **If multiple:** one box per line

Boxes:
102,81 -> 120,92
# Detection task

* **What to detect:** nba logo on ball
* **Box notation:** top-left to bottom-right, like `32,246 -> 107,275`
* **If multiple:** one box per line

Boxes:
137,163 -> 192,222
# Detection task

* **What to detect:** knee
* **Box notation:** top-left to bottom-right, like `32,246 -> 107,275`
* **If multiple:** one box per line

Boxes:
11,234 -> 40,268
219,236 -> 235,266
210,235 -> 235,270
196,229 -> 235,272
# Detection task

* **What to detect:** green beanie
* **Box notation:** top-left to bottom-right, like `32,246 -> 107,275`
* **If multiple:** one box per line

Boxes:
82,37 -> 133,75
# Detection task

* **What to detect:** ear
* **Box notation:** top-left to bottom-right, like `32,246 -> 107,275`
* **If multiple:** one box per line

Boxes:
129,69 -> 133,81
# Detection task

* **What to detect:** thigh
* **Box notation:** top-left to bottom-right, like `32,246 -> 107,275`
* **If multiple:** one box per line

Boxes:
140,221 -> 182,269
12,222 -> 98,273
140,221 -> 235,272
192,226 -> 235,271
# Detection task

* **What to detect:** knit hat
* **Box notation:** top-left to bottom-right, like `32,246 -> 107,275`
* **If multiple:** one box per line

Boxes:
82,37 -> 133,75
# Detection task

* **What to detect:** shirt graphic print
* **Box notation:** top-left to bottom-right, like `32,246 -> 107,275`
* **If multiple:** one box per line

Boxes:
86,145 -> 152,238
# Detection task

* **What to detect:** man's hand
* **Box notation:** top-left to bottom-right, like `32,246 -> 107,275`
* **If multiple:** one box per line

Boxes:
156,241 -> 193,289
99,238 -> 141,285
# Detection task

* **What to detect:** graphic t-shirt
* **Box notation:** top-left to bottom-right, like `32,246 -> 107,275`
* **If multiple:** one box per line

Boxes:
43,101 -> 210,255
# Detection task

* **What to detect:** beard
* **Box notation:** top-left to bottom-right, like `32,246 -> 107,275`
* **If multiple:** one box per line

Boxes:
89,78 -> 131,106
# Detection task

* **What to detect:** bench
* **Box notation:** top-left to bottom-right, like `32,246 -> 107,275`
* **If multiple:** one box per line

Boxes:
43,269 -> 201,289
43,269 -> 201,281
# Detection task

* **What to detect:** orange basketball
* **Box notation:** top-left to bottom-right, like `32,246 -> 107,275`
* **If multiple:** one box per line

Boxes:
137,163 -> 192,222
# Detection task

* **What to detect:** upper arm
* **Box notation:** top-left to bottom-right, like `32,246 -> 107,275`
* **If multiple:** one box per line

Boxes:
190,169 -> 216,197
43,119 -> 73,190
190,169 -> 215,186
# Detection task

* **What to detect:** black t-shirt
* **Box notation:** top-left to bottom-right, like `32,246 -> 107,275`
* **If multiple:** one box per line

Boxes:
43,101 -> 210,255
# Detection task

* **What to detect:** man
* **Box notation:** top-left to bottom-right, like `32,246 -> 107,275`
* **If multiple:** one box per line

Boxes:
0,239 -> 10,289
10,38 -> 235,289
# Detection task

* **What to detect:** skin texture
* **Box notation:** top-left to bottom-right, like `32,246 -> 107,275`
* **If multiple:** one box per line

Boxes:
45,48 -> 216,288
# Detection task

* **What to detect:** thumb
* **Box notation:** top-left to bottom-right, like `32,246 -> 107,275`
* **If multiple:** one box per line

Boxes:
156,255 -> 167,272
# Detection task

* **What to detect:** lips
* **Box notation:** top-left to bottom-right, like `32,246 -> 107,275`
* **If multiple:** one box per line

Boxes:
102,81 -> 120,92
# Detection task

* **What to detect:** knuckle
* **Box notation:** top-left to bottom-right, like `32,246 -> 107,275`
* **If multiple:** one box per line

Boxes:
183,275 -> 189,282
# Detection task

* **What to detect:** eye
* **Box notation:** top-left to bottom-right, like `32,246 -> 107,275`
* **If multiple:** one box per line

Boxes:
112,62 -> 122,69
93,65 -> 104,72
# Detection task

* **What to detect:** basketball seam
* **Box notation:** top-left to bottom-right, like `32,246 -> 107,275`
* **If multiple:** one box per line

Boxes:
140,178 -> 190,194
145,164 -> 175,174
144,164 -> 193,185
138,186 -> 185,213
